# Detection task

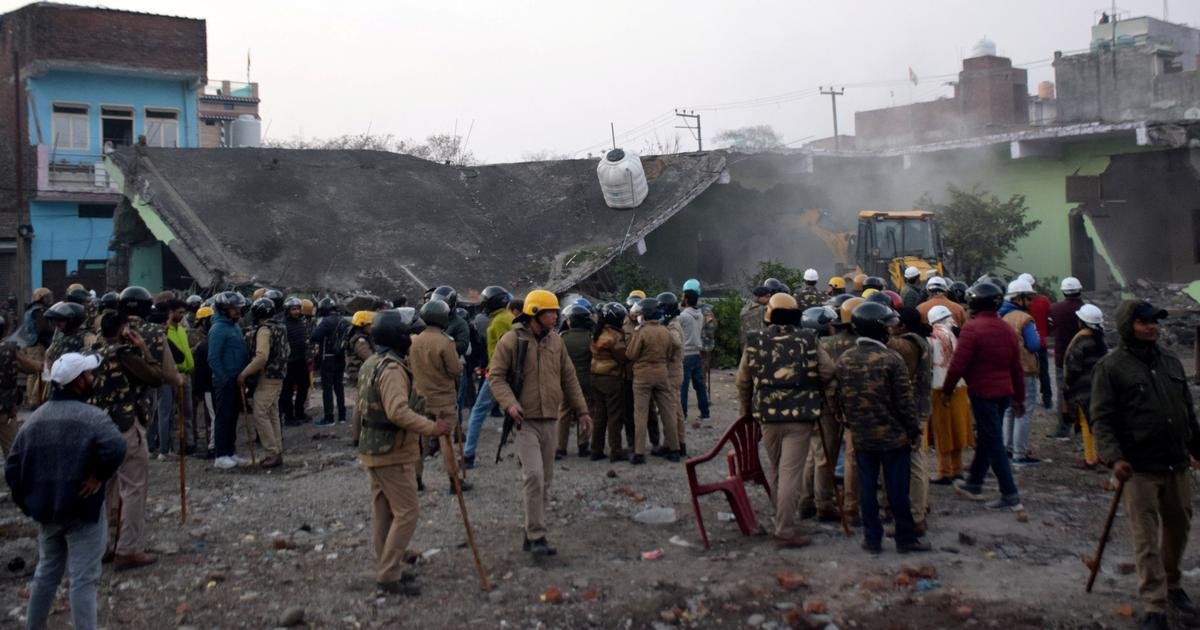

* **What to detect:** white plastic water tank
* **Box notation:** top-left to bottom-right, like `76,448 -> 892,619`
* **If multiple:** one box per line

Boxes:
970,36 -> 997,58
231,115 -> 261,148
596,148 -> 648,209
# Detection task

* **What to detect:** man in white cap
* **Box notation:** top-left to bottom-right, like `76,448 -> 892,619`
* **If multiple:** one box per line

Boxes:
794,269 -> 825,309
6,352 -> 127,630
999,278 -> 1042,467
901,266 -> 927,309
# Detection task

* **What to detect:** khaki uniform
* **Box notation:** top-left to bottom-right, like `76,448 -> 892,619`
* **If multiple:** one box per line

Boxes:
409,327 -> 463,483
357,351 -> 443,584
889,333 -> 933,529
802,331 -> 855,516
665,317 -> 686,449
590,326 -> 626,457
627,320 -> 681,456
488,323 -> 588,540
242,323 -> 289,458
92,338 -> 163,556
736,323 -> 834,539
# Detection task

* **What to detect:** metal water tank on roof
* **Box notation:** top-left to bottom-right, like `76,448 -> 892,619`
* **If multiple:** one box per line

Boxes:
596,148 -> 648,209
970,36 -> 997,58
231,115 -> 261,148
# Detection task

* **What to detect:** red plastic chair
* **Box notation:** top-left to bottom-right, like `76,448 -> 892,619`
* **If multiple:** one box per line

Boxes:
685,415 -> 771,548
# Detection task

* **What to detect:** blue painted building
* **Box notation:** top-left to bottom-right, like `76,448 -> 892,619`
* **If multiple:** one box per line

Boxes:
0,3 -> 206,300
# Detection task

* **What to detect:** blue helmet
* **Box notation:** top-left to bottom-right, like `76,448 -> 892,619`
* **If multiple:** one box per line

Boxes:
683,279 -> 701,294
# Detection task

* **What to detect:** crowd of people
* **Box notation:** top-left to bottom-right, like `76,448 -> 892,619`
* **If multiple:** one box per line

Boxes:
0,266 -> 1196,630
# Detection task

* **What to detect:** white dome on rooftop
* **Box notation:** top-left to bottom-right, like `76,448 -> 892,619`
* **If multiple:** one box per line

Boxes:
970,36 -> 997,58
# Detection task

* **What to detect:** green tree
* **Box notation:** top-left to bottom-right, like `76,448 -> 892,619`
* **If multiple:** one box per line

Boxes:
713,125 -> 784,152
710,291 -> 747,368
917,184 -> 1041,282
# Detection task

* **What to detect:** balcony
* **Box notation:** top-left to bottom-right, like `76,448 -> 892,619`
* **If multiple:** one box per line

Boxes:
202,80 -> 259,101
35,145 -> 121,200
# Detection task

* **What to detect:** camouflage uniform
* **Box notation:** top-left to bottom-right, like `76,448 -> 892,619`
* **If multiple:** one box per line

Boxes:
821,330 -> 862,516
0,341 -> 24,455
735,324 -> 834,541
794,286 -> 826,310
346,330 -> 371,385
738,301 -> 766,350
833,337 -> 921,547
92,337 -> 163,558
45,328 -> 94,368
801,330 -> 855,518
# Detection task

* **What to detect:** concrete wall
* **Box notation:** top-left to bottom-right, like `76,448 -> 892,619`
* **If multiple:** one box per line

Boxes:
1055,46 -> 1200,122
129,242 -> 162,291
28,200 -> 113,289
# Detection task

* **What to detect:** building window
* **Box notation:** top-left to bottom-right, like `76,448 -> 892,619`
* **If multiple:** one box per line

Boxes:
101,106 -> 134,148
51,104 -> 89,150
78,204 -> 115,219
144,109 -> 179,148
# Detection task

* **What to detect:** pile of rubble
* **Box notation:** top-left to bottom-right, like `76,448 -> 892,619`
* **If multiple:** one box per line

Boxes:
1086,279 -> 1200,349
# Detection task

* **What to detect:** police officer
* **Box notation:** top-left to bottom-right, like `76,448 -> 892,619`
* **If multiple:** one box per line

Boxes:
626,297 -> 681,464
589,302 -> 628,461
888,307 -> 934,536
557,303 -> 593,459
238,298 -> 289,468
310,298 -> 349,426
833,301 -> 930,554
357,309 -> 452,596
279,297 -> 310,425
411,299 -> 468,493
798,305 -> 843,523
832,297 -> 865,524
901,267 -> 927,309
488,290 -> 591,556
92,311 -> 164,570
737,294 -> 834,548
44,301 -> 93,368
346,310 -> 375,389
658,292 -> 687,457
430,286 -> 469,356
0,316 -> 39,456
794,269 -> 825,309
827,277 -> 847,297
741,278 -> 788,349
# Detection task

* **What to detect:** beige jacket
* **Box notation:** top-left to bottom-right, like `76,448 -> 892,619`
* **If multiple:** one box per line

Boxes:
409,327 -> 461,410
488,323 -> 588,421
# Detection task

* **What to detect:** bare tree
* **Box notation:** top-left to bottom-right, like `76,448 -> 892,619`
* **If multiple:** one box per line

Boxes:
262,131 -> 477,165
640,132 -> 682,156
521,149 -> 572,162
712,125 -> 784,152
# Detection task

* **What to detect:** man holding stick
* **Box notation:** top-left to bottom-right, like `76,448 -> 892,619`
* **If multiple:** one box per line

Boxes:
1091,300 -> 1200,630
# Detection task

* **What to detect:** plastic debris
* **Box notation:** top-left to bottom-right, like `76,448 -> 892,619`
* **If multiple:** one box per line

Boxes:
641,549 -> 664,561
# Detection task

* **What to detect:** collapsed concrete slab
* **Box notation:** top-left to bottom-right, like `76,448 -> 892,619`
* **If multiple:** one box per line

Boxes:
103,147 -> 726,298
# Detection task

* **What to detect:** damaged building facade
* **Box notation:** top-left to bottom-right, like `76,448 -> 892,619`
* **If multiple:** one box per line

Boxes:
640,16 -> 1200,296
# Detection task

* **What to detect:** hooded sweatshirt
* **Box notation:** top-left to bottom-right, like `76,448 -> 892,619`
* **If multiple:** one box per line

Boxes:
1089,300 -> 1200,472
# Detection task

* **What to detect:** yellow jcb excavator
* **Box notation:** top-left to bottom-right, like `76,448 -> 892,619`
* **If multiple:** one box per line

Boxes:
853,210 -> 946,290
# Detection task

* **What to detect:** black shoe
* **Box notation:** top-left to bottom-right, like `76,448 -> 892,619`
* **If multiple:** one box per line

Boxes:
651,447 -> 671,458
630,454 -> 646,465
897,540 -> 933,553
463,454 -> 475,470
554,449 -> 566,461
416,476 -> 425,492
377,580 -> 421,597
800,506 -> 818,520
1139,612 -> 1169,630
447,480 -> 472,495
679,443 -> 687,458
590,451 -> 606,461
665,452 -> 680,463
861,540 -> 882,554
1170,589 -> 1200,619
578,446 -> 590,458
526,537 -> 557,556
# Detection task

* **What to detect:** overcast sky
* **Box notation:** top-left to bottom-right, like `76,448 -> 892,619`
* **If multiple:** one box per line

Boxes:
6,0 -> 1200,162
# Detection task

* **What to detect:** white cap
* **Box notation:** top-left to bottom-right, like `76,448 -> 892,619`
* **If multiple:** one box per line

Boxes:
803,268 -> 819,282
926,276 -> 948,291
50,352 -> 100,385
1061,276 -> 1083,293
1076,304 -> 1103,326
1006,279 -> 1034,298
904,266 -> 921,280
1018,273 -> 1036,287
928,305 -> 953,324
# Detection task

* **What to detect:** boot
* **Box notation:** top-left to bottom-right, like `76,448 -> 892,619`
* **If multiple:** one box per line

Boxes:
114,553 -> 158,571
1047,416 -> 1071,440
377,580 -> 421,597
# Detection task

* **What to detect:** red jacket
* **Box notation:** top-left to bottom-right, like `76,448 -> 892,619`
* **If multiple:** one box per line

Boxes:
942,311 -> 1025,403
1048,296 -> 1084,367
1028,294 -> 1051,344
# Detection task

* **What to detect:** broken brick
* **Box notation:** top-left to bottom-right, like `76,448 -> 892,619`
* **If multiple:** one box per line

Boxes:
1116,605 -> 1134,618
917,565 -> 937,579
777,572 -> 808,590
803,600 -> 827,614
861,577 -> 886,592
581,589 -> 602,602
1016,510 -> 1029,523
539,587 -> 563,604
894,573 -> 913,587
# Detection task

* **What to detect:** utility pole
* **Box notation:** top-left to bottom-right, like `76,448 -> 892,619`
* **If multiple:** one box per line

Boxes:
674,109 -> 701,151
820,87 -> 845,151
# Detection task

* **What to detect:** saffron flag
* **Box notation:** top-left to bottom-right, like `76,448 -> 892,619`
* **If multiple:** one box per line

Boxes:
908,67 -> 919,86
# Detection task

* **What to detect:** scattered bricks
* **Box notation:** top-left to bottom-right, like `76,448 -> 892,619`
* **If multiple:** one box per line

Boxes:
1016,510 -> 1029,523
860,577 -> 886,592
803,600 -> 827,614
1118,562 -> 1136,575
916,566 -> 937,579
581,589 -> 602,602
777,572 -> 808,590
1115,605 -> 1134,618
957,532 -> 977,546
894,573 -> 913,587
540,587 -> 564,604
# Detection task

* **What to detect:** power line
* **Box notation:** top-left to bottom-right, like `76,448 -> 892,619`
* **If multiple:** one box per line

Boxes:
819,86 -> 845,150
674,109 -> 701,151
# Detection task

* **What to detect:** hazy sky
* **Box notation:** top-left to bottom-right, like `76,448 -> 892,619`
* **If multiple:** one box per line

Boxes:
6,0 -> 1199,162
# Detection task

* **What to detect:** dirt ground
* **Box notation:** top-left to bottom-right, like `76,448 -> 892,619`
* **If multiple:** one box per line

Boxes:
2,366 -> 1199,630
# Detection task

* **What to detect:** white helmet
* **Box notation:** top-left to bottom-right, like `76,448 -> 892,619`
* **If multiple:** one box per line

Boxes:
928,305 -> 953,325
1061,276 -> 1083,294
904,266 -> 921,280
1006,279 -> 1035,298
803,268 -> 819,282
1017,272 -> 1036,287
926,276 -> 948,292
1076,304 -> 1103,326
